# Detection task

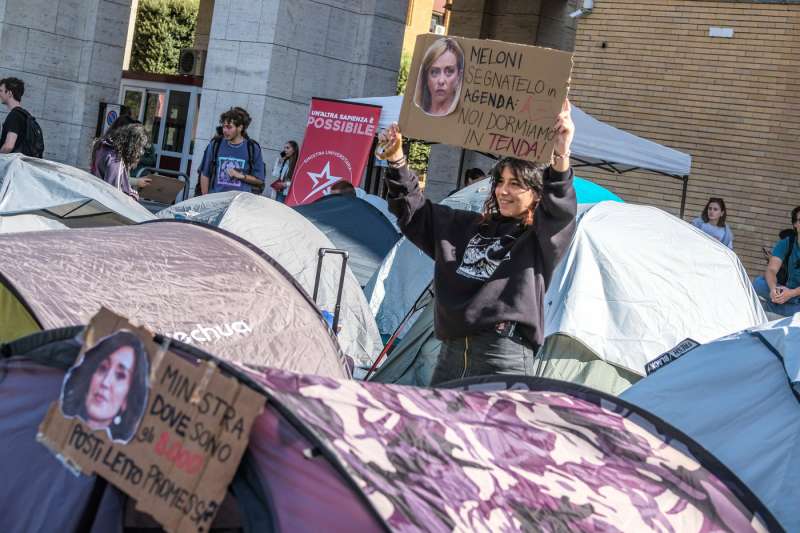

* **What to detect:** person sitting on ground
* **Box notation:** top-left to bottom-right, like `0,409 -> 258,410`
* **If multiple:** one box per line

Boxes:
380,99 -> 576,385
691,197 -> 733,249
90,123 -> 151,200
752,206 -> 800,316
329,180 -> 357,197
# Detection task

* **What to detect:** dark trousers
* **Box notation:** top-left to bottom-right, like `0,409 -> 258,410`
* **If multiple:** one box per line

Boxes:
430,330 -> 537,386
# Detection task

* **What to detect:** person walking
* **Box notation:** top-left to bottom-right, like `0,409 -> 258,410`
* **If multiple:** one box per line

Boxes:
380,100 -> 577,385
0,77 -> 44,157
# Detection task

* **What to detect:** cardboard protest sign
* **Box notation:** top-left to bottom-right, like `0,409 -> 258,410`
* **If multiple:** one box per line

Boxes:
399,34 -> 573,163
37,308 -> 264,533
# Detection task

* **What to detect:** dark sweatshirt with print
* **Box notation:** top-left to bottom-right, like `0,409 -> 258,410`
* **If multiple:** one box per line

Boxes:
385,165 -> 577,349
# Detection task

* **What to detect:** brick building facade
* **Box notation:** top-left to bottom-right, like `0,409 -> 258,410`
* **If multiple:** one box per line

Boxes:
569,0 -> 800,275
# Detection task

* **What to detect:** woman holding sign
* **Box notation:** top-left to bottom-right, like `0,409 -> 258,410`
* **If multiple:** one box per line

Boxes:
379,100 -> 576,385
61,331 -> 150,443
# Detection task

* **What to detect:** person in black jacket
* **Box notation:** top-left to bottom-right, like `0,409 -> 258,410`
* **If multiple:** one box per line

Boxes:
380,100 -> 577,385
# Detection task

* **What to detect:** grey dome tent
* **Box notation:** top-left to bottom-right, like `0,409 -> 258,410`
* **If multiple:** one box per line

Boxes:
158,192 -> 383,377
370,202 -> 766,392
621,314 -> 800,532
0,327 -> 779,532
294,194 -> 400,286
0,153 -> 155,227
0,220 -> 348,378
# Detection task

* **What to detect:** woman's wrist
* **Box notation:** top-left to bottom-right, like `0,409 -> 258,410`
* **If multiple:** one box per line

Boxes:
388,154 -> 407,168
550,149 -> 571,172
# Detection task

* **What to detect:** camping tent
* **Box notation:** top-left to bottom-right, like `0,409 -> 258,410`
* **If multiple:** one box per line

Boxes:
0,221 -> 348,378
537,201 -> 766,394
158,192 -> 382,376
0,327 -> 779,532
366,177 -> 621,337
0,213 -> 68,233
294,194 -> 401,286
370,202 -> 766,394
621,315 -> 800,532
0,153 -> 155,226
347,95 -> 692,214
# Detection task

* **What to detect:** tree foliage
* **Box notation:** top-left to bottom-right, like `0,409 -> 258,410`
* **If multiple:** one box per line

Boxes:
130,0 -> 199,74
395,52 -> 430,173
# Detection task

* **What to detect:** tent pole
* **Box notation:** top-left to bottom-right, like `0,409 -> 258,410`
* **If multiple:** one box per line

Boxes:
680,175 -> 689,218
456,148 -> 466,189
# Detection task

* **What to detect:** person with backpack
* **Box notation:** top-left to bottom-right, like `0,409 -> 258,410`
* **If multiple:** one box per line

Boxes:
198,107 -> 265,195
753,206 -> 800,316
0,77 -> 44,157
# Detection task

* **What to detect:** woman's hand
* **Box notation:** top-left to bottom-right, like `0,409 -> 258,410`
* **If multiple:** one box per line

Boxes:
376,122 -> 404,163
551,98 -> 574,171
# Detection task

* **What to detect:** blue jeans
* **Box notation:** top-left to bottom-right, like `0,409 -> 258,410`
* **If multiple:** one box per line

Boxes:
752,276 -> 800,316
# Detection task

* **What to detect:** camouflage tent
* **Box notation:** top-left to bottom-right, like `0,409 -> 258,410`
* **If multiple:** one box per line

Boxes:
0,221 -> 348,378
1,328 -> 779,532
622,315 -> 800,531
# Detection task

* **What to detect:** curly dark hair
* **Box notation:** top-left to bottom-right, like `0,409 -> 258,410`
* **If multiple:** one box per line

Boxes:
60,331 -> 150,443
482,157 -> 545,226
220,107 -> 252,133
91,123 -> 148,172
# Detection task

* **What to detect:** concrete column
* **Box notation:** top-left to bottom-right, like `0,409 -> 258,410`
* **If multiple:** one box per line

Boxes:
193,0 -> 214,51
0,0 -> 134,166
192,0 -> 408,193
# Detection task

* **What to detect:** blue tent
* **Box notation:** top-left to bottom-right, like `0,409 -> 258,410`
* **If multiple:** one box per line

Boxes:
621,315 -> 800,532
295,195 -> 400,287
574,176 -> 623,203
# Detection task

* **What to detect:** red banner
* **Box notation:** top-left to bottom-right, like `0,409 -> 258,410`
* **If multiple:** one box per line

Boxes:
285,98 -> 382,207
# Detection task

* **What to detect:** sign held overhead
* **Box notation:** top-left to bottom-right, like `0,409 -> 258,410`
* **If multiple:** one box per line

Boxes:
399,34 -> 573,163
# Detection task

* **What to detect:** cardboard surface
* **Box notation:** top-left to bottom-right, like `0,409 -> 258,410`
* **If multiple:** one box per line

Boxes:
399,35 -> 573,163
37,308 -> 264,533
138,174 -> 185,204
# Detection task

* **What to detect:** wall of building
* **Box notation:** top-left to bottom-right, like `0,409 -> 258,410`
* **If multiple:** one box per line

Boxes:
402,0 -> 435,57
569,0 -> 800,276
192,0 -> 408,190
0,0 -> 134,167
425,0 -> 580,201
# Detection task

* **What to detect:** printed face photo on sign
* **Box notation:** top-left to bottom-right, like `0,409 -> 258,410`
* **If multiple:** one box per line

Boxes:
414,37 -> 465,117
59,331 -> 150,443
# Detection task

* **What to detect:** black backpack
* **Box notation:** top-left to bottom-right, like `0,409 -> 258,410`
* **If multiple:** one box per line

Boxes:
201,136 -> 264,194
14,108 -> 44,158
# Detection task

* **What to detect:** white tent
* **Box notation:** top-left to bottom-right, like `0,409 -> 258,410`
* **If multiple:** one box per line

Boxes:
0,154 -> 154,226
621,315 -> 800,532
346,95 -> 691,178
369,202 -> 767,393
158,192 -> 382,377
0,214 -> 68,233
539,201 -> 766,391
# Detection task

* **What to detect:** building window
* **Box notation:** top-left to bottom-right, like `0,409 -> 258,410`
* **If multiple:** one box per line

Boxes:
430,13 -> 444,33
